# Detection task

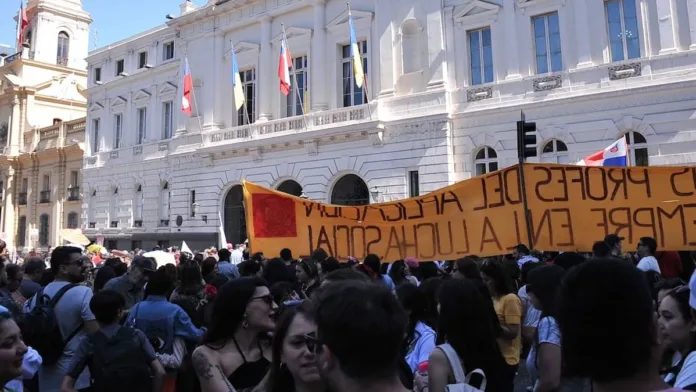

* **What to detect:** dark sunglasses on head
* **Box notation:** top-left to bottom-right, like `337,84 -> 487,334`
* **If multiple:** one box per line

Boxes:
251,294 -> 275,306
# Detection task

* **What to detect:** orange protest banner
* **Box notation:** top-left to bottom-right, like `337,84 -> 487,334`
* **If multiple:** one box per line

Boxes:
243,164 -> 696,261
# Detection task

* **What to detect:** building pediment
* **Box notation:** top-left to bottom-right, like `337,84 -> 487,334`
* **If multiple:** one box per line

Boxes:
271,27 -> 313,44
326,9 -> 373,30
158,82 -> 177,96
89,102 -> 104,112
225,42 -> 260,59
110,96 -> 127,108
133,89 -> 151,103
453,1 -> 501,25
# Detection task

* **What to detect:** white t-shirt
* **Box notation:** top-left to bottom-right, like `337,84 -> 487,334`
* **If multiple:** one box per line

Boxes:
518,285 -> 541,328
637,255 -> 661,274
665,351 -> 696,388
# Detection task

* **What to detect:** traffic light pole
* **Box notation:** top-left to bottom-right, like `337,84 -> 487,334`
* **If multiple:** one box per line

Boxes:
517,112 -> 535,251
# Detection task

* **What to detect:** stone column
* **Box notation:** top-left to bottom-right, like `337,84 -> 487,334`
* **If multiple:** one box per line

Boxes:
258,16 -> 273,121
443,7 -> 456,89
574,0 -> 594,67
8,97 -> 20,156
503,0 -> 521,80
656,0 -> 678,54
689,0 -> 696,49
311,0 -> 328,111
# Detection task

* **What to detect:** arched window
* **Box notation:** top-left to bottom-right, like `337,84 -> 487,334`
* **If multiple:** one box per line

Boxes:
24,30 -> 32,49
474,147 -> 498,176
57,31 -> 70,66
160,182 -> 170,226
277,180 -> 303,197
134,184 -> 144,224
66,212 -> 78,229
331,174 -> 370,205
39,214 -> 50,246
224,185 -> 247,246
110,188 -> 119,227
541,139 -> 569,163
625,131 -> 648,166
17,216 -> 26,247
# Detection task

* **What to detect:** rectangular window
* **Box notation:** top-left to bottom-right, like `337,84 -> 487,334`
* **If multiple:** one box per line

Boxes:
137,108 -> 147,144
114,114 -> 122,149
138,51 -> 148,68
21,178 -> 28,192
190,190 -> 196,217
533,13 -> 562,74
42,174 -> 50,191
408,170 -> 420,198
162,102 -> 173,139
163,42 -> 175,61
92,118 -> 100,153
116,59 -> 124,76
286,56 -> 308,117
341,41 -> 368,108
70,171 -> 78,187
94,67 -> 101,83
605,0 -> 640,62
238,69 -> 256,125
468,27 -> 494,85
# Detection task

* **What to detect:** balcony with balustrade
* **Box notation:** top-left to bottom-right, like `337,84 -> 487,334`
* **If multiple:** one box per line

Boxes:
39,190 -> 50,203
204,103 -> 378,149
67,186 -> 80,201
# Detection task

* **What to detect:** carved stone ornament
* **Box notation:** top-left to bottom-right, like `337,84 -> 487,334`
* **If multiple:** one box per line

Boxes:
304,140 -> 318,156
467,87 -> 493,102
109,150 -> 119,159
608,62 -> 642,81
533,75 -> 562,92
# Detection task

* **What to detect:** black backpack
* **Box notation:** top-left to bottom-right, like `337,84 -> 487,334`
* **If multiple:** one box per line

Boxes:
89,327 -> 153,392
22,284 -> 81,366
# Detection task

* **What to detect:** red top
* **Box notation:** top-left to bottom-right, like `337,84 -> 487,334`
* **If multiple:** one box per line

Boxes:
656,251 -> 682,279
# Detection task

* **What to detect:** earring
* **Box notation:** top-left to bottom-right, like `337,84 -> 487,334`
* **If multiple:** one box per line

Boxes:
242,314 -> 249,329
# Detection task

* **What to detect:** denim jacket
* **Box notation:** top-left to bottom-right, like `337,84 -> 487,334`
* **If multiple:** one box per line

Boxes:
125,295 -> 204,355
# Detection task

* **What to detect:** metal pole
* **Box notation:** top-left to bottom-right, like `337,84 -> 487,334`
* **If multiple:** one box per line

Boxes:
517,110 -> 534,251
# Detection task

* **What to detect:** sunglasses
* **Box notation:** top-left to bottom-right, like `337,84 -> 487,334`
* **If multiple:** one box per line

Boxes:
304,332 -> 320,353
251,294 -> 275,306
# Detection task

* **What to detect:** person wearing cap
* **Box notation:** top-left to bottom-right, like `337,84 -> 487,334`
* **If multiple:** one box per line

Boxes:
103,256 -> 157,310
636,237 -> 661,274
604,234 -> 624,258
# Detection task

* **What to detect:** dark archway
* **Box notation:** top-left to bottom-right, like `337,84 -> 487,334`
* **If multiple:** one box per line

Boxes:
331,174 -> 370,206
277,180 -> 303,197
224,185 -> 247,246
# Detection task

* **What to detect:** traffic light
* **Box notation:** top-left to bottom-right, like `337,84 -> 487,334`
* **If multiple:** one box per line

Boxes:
517,120 -> 537,160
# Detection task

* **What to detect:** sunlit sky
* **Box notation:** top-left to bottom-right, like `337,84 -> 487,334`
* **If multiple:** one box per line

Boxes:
0,0 -> 187,53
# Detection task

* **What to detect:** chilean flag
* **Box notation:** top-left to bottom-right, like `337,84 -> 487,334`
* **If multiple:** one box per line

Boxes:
16,1 -> 28,50
278,38 -> 292,96
181,57 -> 192,116
577,138 -> 628,167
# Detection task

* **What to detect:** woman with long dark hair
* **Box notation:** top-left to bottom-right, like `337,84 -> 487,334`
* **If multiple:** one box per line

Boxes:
263,301 -> 324,392
526,265 -> 585,392
295,260 -> 320,298
192,277 -> 278,391
397,284 -> 436,374
480,259 -> 521,392
363,254 -> 395,290
428,279 -> 507,392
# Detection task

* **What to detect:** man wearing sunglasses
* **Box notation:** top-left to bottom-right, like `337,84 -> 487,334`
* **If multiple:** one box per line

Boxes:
310,280 -> 410,392
103,256 -> 157,310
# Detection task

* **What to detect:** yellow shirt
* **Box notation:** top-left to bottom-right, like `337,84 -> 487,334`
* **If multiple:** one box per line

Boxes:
493,293 -> 522,366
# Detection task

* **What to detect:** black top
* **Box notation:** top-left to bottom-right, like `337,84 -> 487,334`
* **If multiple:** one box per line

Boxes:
226,337 -> 270,390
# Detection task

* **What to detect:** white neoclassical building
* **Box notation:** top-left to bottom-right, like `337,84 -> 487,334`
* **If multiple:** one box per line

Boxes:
83,0 -> 696,250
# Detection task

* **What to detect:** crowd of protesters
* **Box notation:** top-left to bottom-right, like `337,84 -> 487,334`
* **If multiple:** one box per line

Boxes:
0,235 -> 689,392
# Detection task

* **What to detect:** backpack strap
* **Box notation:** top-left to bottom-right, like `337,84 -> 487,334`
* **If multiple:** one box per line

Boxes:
49,284 -> 83,344
464,369 -> 487,391
438,343 -> 466,384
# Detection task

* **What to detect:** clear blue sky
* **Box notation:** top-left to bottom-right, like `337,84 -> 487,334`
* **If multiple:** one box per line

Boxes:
0,0 -> 185,53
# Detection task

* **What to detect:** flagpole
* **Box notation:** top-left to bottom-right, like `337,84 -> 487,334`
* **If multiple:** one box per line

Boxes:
281,23 -> 308,131
15,1 -> 22,52
231,41 -> 253,127
185,54 -> 205,137
346,3 -> 372,120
